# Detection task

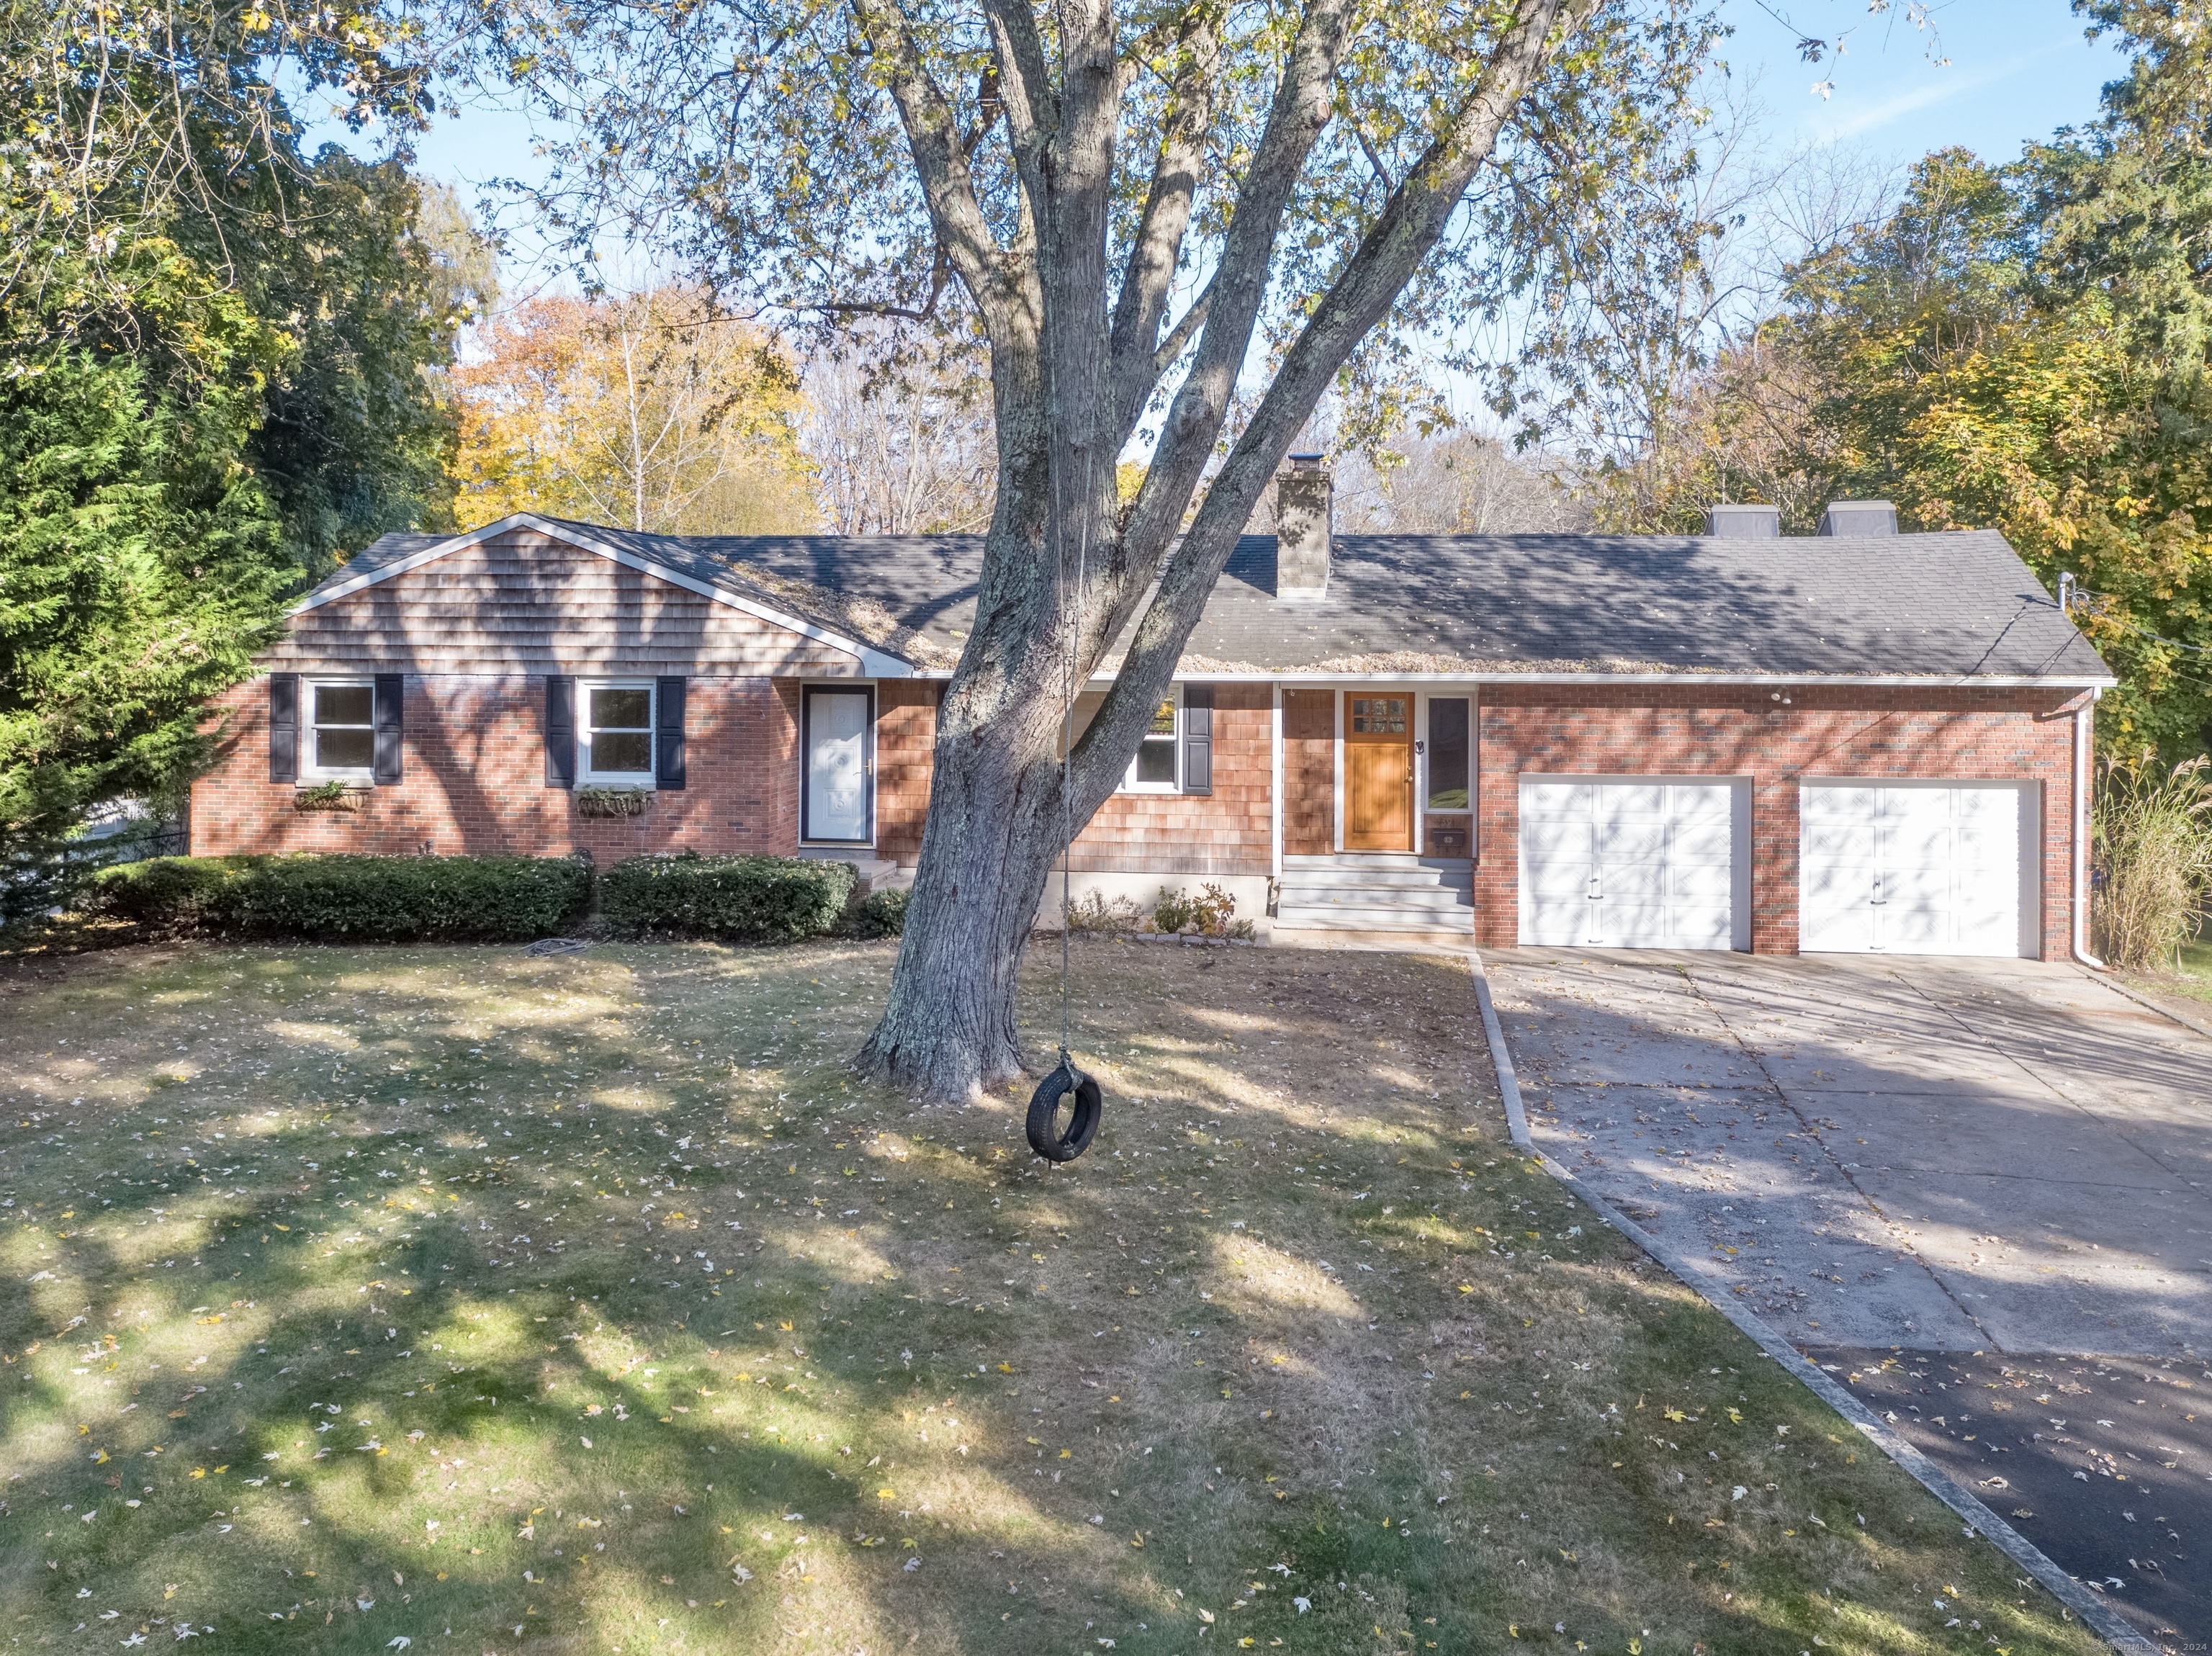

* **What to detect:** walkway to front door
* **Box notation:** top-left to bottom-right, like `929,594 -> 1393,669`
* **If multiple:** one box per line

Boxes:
1344,694 -> 1412,850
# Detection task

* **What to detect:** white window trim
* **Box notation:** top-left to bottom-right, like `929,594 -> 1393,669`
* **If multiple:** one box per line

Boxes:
1121,685 -> 1183,793
578,679 -> 658,788
302,677 -> 377,783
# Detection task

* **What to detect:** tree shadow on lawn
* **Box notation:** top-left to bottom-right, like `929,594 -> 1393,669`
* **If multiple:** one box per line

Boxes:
0,940 -> 2112,1656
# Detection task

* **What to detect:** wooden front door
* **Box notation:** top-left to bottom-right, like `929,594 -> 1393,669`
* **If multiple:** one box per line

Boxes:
1344,694 -> 1413,850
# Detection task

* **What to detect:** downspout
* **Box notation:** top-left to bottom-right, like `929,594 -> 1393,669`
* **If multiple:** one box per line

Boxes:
2072,689 -> 2105,970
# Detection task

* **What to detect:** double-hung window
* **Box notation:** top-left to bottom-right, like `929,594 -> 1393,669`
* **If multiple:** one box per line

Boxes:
305,682 -> 375,780
1124,692 -> 1180,792
581,683 -> 656,785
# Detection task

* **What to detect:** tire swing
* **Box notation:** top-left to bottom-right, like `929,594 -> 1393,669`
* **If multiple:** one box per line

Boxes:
1026,474 -> 1105,1166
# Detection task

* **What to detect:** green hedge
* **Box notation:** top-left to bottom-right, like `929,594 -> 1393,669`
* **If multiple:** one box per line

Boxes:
601,852 -> 859,943
842,886 -> 909,939
86,854 -> 591,942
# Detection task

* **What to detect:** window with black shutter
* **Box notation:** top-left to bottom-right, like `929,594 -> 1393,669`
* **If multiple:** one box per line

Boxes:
269,674 -> 300,783
372,675 -> 404,785
544,675 -> 577,789
1180,684 -> 1213,796
655,676 -> 687,790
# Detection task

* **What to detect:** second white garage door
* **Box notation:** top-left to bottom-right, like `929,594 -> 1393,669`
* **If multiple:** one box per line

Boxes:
1519,777 -> 1748,948
1800,782 -> 2032,956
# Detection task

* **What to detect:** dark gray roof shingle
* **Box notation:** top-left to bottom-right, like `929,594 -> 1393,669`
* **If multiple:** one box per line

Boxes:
324,518 -> 2109,681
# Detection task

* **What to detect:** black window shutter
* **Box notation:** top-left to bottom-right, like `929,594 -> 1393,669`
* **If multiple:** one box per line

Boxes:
544,675 -> 577,789
269,674 -> 300,783
372,675 -> 405,785
655,677 -> 688,789
1182,684 -> 1213,796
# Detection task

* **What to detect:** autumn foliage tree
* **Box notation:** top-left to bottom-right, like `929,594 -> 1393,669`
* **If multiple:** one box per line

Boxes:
1603,1 -> 2212,760
452,289 -> 814,535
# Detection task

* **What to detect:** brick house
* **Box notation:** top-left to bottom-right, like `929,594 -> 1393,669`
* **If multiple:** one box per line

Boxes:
189,471 -> 2113,959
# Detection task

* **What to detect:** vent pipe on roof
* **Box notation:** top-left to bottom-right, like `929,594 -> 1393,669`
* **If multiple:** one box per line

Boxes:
1704,503 -> 1780,538
1817,500 -> 1897,536
1276,453 -> 1332,598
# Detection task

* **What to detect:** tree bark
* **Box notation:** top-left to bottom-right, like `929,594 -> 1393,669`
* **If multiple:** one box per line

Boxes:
857,0 -> 1593,1102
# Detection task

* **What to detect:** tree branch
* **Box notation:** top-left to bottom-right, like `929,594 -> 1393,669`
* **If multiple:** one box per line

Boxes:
1079,0 -> 1598,813
846,0 -> 1015,325
1107,12 -> 1219,432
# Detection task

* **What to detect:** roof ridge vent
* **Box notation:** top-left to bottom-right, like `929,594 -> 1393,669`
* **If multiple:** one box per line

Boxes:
1704,503 -> 1780,539
1817,500 -> 1897,536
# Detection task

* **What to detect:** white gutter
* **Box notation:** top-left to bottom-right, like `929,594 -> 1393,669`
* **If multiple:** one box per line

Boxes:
2072,690 -> 2106,970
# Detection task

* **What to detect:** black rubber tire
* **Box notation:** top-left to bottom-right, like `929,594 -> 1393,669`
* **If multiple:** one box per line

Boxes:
1026,1061 -> 1103,1162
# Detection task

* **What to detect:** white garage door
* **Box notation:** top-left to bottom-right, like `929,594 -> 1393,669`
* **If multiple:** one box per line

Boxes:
1519,778 -> 1744,948
1800,783 -> 2030,956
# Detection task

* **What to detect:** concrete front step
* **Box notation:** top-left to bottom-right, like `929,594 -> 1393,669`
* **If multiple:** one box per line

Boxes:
1282,856 -> 1473,890
1277,903 -> 1474,932
1278,889 -> 1473,917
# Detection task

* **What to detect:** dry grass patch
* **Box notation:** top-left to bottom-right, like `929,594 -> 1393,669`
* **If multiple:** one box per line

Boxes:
0,937 -> 2105,1655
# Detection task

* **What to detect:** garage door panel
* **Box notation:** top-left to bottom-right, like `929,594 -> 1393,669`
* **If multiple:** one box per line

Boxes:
1671,823 -> 1735,864
1595,903 -> 1669,945
1671,861 -> 1734,901
1524,896 -> 1593,945
1519,776 -> 1744,950
1596,822 -> 1668,864
1802,782 -> 2030,958
1804,822 -> 1876,863
1668,903 -> 1737,948
1668,785 -> 1736,824
1522,782 -> 1592,819
1604,863 -> 1668,899
1803,785 -> 1878,821
1593,784 -> 1668,825
1954,827 -> 2016,866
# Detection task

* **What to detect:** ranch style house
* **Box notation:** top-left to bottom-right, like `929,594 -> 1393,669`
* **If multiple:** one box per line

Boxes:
188,462 -> 2115,958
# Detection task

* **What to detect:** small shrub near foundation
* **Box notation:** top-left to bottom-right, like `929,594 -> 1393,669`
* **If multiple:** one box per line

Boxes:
86,853 -> 591,941
1151,881 -> 1254,939
601,852 -> 858,943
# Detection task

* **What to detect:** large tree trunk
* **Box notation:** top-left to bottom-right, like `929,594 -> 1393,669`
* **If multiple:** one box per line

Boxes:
853,0 -> 1590,1103
853,695 -> 1077,1099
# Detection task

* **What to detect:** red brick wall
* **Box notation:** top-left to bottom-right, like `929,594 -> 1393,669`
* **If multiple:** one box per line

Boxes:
1068,684 -> 1274,876
1472,684 -> 2087,959
191,675 -> 800,859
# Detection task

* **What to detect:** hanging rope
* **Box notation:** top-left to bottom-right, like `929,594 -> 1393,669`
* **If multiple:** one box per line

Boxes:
1028,298 -> 1107,1164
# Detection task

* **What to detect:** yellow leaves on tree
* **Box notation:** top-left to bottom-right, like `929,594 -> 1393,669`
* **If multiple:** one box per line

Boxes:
450,288 -> 815,535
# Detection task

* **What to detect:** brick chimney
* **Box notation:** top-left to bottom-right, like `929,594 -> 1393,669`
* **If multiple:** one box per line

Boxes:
1275,453 -> 1332,597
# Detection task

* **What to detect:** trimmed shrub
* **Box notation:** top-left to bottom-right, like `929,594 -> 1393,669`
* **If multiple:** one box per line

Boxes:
601,852 -> 858,943
842,886 -> 909,939
85,854 -> 591,942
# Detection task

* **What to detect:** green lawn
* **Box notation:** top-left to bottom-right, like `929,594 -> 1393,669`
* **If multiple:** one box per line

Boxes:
0,940 -> 2105,1655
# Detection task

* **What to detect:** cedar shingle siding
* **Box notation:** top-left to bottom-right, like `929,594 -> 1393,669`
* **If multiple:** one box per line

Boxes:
265,531 -> 863,677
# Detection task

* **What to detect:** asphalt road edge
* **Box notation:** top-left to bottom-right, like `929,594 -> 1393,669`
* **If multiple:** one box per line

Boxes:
1467,949 -> 2159,1656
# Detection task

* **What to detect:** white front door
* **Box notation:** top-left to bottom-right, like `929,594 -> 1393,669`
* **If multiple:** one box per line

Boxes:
804,688 -> 873,842
1518,778 -> 1744,948
1800,782 -> 2029,956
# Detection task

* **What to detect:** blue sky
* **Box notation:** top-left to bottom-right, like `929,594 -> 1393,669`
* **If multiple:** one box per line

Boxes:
369,0 -> 2136,291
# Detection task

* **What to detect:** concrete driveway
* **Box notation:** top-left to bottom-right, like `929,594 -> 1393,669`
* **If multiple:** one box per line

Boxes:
1485,948 -> 2212,1647
1485,949 -> 2212,1356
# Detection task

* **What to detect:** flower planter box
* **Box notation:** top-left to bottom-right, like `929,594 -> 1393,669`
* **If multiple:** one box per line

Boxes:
575,788 -> 652,819
293,785 -> 367,813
